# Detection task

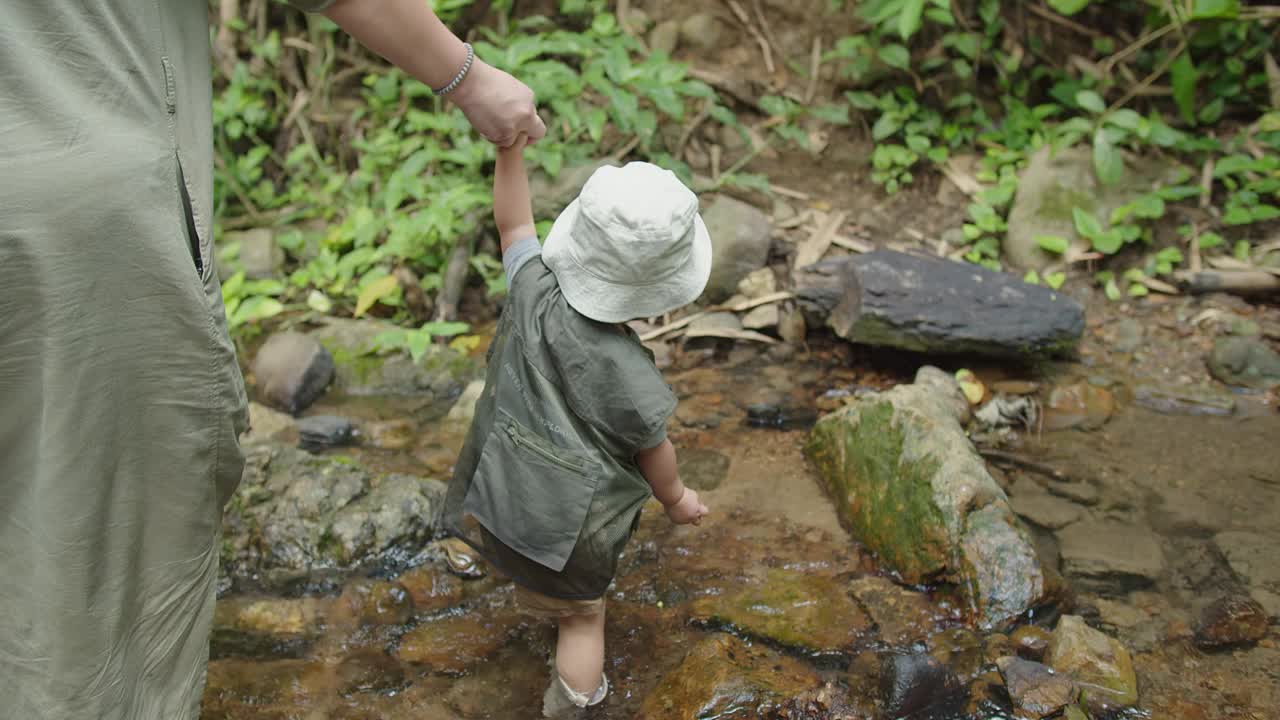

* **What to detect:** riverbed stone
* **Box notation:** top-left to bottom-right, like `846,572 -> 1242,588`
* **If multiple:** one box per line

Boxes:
806,366 -> 1049,628
214,597 -> 328,637
997,656 -> 1077,717
330,578 -> 414,627
296,415 -> 357,452
221,443 -> 447,576
1046,615 -> 1138,710
879,652 -> 963,719
676,447 -> 730,491
848,576 -> 939,647
396,610 -> 520,673
251,332 -> 334,415
689,568 -> 871,655
700,195 -> 772,302
637,634 -> 823,720
242,402 -> 296,444
396,565 -> 464,614
1012,625 -> 1053,661
1214,531 -> 1280,616
1207,336 -> 1280,389
1194,595 -> 1269,649
1056,519 -> 1165,588
309,318 -> 476,399
1010,482 -> 1085,530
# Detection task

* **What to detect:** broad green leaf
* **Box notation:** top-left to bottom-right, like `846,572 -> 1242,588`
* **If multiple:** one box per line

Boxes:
1234,240 -> 1252,261
1048,0 -> 1090,15
1093,229 -> 1125,254
1198,98 -> 1225,124
1190,0 -> 1238,20
872,113 -> 903,141
233,296 -> 284,326
306,290 -> 333,313
1128,282 -> 1150,298
1251,205 -> 1280,222
899,0 -> 926,40
962,224 -> 982,241
1093,128 -> 1123,186
1024,270 -> 1042,285
406,331 -> 431,364
1104,278 -> 1122,301
1132,194 -> 1166,219
1076,90 -> 1106,114
878,44 -> 911,70
1105,109 -> 1143,132
1072,207 -> 1103,239
1171,52 -> 1198,124
354,274 -> 399,317
420,320 -> 471,337
1045,272 -> 1067,290
1223,206 -> 1253,225
1036,235 -> 1071,254
1197,231 -> 1225,249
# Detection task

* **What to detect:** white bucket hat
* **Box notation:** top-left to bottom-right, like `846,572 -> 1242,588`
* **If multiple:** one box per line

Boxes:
542,162 -> 712,324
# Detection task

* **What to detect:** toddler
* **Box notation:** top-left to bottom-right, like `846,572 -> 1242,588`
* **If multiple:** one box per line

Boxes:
442,136 -> 711,717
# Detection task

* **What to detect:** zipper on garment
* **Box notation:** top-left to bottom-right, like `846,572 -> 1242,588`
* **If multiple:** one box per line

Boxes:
506,424 -> 587,474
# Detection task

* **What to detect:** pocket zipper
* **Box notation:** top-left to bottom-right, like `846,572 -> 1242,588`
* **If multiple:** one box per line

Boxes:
506,424 -> 588,474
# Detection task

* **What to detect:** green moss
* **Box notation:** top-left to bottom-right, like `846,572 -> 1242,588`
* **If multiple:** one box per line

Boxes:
805,401 -> 951,584
322,343 -> 388,388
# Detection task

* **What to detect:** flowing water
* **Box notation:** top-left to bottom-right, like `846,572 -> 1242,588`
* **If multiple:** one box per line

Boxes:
204,298 -> 1279,719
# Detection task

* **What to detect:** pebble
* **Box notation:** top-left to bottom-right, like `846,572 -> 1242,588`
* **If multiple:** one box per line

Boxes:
737,267 -> 778,299
997,656 -> 1077,718
1011,625 -> 1053,661
1056,519 -> 1166,587
1010,483 -> 1085,530
678,12 -> 723,52
1194,595 -> 1269,649
648,19 -> 680,54
251,331 -> 335,415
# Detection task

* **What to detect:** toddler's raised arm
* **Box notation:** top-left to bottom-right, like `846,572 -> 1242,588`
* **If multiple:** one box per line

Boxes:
494,134 -> 536,254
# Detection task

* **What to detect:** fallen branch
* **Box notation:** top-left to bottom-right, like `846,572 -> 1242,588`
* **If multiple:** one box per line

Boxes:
1138,275 -> 1180,295
724,0 -> 775,74
639,291 -> 794,342
1208,255 -> 1280,277
769,183 -> 811,200
1175,269 -> 1280,295
805,36 -> 822,104
831,234 -> 874,253
794,210 -> 847,269
685,327 -> 778,344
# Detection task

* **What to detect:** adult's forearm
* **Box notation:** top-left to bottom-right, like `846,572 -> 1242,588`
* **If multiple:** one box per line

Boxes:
635,439 -> 684,507
324,0 -> 469,91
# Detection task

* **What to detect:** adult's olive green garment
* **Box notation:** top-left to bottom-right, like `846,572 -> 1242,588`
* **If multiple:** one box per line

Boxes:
0,2 -> 323,718
443,256 -> 676,600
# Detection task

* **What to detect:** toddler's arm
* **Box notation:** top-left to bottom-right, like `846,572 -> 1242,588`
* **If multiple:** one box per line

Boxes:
494,134 -> 536,255
636,439 -> 708,525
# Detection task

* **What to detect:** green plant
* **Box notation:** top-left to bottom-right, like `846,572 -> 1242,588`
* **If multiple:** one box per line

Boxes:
372,321 -> 472,363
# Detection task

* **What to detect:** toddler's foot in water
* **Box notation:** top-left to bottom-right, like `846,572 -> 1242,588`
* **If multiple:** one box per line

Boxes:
542,673 -> 607,719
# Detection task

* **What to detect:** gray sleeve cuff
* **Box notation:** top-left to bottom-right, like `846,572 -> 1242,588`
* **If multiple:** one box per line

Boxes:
503,236 -> 542,286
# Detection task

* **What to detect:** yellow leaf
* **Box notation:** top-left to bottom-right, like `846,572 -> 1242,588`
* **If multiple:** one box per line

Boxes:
955,369 -> 985,406
354,275 -> 399,317
448,335 -> 482,353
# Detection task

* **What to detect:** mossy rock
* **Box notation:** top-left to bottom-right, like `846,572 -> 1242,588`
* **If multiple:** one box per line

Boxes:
805,367 -> 1048,628
309,318 -> 477,399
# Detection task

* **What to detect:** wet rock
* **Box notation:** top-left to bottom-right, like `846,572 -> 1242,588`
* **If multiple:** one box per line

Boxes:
1056,519 -> 1165,588
1214,531 -> 1280,616
1133,383 -> 1235,416
929,627 -> 986,681
231,228 -> 284,280
297,415 -> 357,452
742,303 -> 780,330
745,402 -> 818,430
997,656 -> 1077,717
1208,336 -> 1280,389
737,267 -> 778,299
396,610 -> 519,673
1010,482 -> 1085,530
848,576 -> 939,647
677,447 -> 730,491
806,367 -> 1049,628
777,304 -> 807,345
310,318 -> 476,399
678,12 -> 725,52
648,19 -> 680,54
1194,596 -> 1269,649
1043,382 -> 1115,431
365,419 -> 416,450
396,565 -> 464,613
1111,318 -> 1146,353
251,332 -> 335,415
879,652 -> 964,719
331,579 -> 414,627
436,537 -> 488,579
445,379 -> 486,424
1005,145 -> 1178,270
529,159 -> 617,219
700,195 -> 772,302
794,251 -> 1084,358
242,402 -> 295,444
214,597 -> 327,636
221,443 -> 446,576
1046,615 -> 1138,710
1047,481 -> 1099,506
335,649 -> 407,696
637,634 -> 823,720
1012,625 -> 1053,661
689,568 -> 871,656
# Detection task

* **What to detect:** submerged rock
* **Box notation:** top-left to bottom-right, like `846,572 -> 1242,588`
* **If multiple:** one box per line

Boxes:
805,367 -> 1050,628
700,195 -> 772,302
251,331 -> 334,415
879,652 -> 964,719
1056,519 -> 1165,589
637,634 -> 823,720
1208,336 -> 1280,389
214,597 -> 328,637
689,568 -> 872,656
296,415 -> 357,452
848,576 -> 940,648
396,609 -> 520,674
309,318 -> 476,399
1011,625 -> 1054,661
1046,615 -> 1138,710
997,656 -> 1077,717
1214,530 -> 1280,617
330,578 -> 414,628
1195,595 -> 1270,649
221,443 -> 447,577
676,447 -> 730,491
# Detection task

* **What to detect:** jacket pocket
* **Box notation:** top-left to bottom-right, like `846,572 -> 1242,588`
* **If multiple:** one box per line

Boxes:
463,408 -> 599,573
176,157 -> 206,280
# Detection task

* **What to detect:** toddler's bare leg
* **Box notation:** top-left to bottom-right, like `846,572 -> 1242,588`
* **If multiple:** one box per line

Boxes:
555,609 -> 606,695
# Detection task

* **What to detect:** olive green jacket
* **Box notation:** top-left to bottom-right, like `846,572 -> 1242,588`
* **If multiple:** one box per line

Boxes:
444,258 -> 675,599
0,1 -> 327,718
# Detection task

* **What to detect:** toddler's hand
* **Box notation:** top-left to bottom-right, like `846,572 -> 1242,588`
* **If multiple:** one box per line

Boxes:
664,488 -> 708,526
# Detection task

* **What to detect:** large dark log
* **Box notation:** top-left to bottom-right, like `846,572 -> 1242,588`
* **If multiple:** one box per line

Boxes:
794,250 -> 1085,357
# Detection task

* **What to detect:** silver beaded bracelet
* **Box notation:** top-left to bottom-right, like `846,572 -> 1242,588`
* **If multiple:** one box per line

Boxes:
434,42 -> 475,97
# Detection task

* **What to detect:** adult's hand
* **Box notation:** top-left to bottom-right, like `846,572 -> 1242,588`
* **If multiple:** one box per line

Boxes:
450,59 -> 547,148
